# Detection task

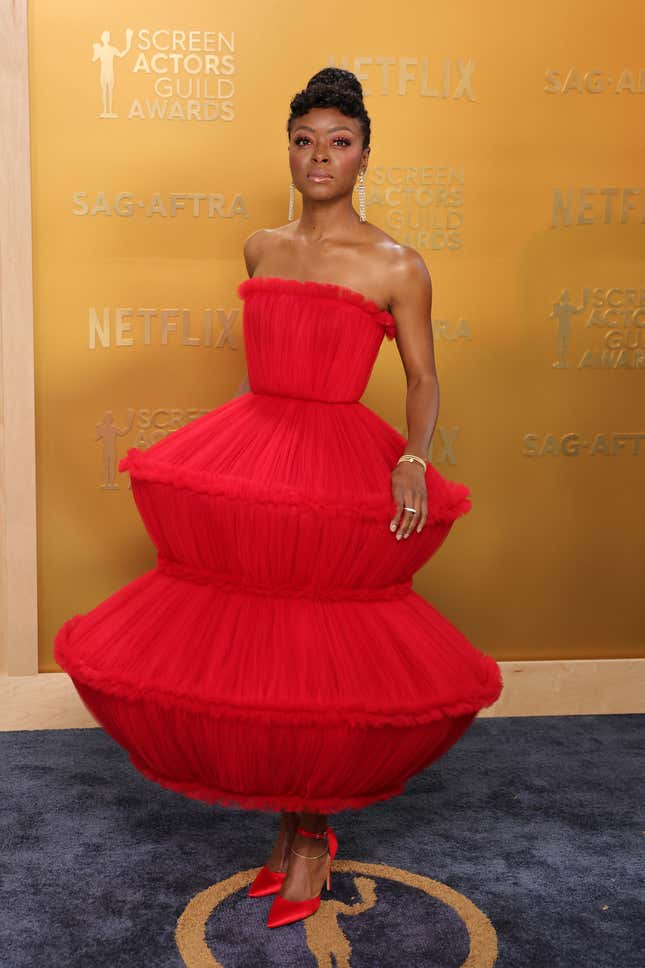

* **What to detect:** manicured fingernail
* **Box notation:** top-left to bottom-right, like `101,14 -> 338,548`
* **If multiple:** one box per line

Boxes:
396,533 -> 402,540
390,522 -> 396,531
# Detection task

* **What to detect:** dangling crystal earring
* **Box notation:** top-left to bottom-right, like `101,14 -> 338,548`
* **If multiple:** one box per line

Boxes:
358,170 -> 367,222
288,181 -> 295,221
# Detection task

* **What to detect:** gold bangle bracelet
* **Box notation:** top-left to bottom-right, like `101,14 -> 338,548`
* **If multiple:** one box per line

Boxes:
396,453 -> 427,473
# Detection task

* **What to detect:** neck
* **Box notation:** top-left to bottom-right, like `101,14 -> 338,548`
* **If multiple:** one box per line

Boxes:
295,196 -> 361,242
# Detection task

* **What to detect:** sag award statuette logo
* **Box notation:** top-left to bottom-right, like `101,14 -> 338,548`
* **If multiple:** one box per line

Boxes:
96,409 -> 135,489
96,408 -> 211,489
93,28 -> 134,118
549,288 -> 645,370
91,26 -> 235,121
550,290 -> 582,369
175,861 -> 498,967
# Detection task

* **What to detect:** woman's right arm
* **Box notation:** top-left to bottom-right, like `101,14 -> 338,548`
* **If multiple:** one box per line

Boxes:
233,228 -> 271,398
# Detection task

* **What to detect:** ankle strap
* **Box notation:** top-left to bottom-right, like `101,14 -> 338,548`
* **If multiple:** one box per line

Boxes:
296,825 -> 328,840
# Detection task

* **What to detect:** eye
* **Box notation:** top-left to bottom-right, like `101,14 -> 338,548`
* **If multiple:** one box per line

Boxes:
293,136 -> 352,147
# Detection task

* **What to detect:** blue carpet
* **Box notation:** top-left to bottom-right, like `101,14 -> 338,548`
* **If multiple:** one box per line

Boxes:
0,715 -> 642,967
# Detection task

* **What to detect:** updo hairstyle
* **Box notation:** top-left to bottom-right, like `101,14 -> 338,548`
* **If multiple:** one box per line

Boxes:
286,68 -> 371,150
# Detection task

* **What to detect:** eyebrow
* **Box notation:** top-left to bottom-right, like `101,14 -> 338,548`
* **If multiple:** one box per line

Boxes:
292,124 -> 355,134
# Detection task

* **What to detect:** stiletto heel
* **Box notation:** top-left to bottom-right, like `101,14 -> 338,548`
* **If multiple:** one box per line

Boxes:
267,825 -> 338,928
325,827 -> 338,892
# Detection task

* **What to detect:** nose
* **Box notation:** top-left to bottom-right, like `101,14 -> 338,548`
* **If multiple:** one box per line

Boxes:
312,145 -> 329,163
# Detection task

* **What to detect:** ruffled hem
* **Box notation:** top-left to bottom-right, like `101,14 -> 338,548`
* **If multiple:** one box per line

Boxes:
55,613 -> 503,728
238,276 -> 397,340
127,751 -> 411,813
117,447 -> 472,527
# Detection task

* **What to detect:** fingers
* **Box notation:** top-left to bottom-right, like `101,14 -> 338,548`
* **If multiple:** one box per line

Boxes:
415,497 -> 428,533
399,510 -> 416,540
390,490 -> 428,540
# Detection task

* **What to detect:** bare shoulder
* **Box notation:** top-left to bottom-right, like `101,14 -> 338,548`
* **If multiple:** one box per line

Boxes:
242,224 -> 294,276
242,228 -> 272,276
364,227 -> 431,313
385,243 -> 431,314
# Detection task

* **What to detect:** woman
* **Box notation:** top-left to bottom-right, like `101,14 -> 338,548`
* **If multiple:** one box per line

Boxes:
240,67 -> 461,925
54,67 -> 503,931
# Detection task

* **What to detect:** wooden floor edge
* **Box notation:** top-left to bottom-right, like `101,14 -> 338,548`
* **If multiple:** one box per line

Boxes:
0,659 -> 644,731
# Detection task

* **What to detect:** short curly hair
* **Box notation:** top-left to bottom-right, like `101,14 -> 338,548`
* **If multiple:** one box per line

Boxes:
287,68 -> 371,150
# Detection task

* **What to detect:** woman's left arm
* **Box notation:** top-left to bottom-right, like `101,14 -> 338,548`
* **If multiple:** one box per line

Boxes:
387,249 -> 438,541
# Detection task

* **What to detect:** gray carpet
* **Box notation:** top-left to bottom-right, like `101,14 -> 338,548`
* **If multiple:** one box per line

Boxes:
0,715 -> 642,967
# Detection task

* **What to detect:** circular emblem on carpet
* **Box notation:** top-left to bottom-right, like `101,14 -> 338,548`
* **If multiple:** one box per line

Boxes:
176,860 -> 498,966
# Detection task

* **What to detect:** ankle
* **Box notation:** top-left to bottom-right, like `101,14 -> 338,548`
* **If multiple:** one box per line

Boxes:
299,813 -> 327,834
279,813 -> 300,833
291,832 -> 329,859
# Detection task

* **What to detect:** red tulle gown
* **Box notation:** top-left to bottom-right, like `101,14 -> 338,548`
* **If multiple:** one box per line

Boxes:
54,276 -> 503,814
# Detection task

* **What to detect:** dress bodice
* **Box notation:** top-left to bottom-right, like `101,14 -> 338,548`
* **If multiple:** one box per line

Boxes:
237,276 -> 397,403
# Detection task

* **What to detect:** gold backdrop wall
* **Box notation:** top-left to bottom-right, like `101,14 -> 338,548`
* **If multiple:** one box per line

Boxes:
29,1 -> 645,671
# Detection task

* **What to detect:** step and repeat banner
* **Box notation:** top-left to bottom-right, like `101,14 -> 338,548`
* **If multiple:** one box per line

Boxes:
29,1 -> 644,670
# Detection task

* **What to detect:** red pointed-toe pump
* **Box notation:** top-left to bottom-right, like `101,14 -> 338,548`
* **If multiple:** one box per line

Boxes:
266,825 -> 339,928
247,864 -> 287,897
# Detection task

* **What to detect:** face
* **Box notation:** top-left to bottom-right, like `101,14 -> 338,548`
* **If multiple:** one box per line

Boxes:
288,107 -> 369,198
